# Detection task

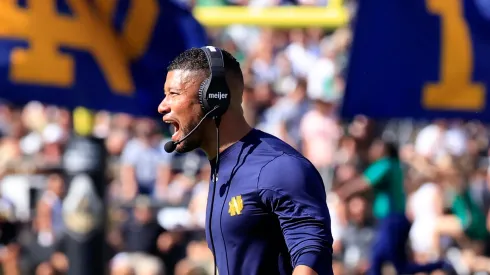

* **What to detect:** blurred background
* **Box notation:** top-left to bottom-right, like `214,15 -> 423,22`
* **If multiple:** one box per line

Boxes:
1,0 -> 490,274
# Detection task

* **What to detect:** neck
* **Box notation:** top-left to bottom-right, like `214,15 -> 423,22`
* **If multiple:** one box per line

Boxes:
202,115 -> 252,160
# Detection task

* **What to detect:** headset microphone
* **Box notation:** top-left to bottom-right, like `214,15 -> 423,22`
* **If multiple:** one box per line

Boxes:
163,139 -> 177,153
163,105 -> 219,153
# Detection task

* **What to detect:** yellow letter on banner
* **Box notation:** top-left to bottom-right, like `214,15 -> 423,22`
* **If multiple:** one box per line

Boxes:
0,0 -> 158,95
423,0 -> 486,111
93,0 -> 159,60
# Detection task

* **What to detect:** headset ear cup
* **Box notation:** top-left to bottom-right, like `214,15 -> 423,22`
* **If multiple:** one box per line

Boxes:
198,79 -> 210,112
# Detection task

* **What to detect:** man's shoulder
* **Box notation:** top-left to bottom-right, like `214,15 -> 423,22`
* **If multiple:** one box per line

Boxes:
252,129 -> 305,158
236,129 -> 320,184
265,153 -> 316,172
258,152 -> 322,191
256,152 -> 329,219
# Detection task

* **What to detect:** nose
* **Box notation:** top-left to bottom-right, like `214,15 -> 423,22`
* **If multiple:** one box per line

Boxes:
157,97 -> 170,115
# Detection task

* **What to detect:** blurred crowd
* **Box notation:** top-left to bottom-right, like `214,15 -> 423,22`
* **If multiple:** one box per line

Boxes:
1,1 -> 490,275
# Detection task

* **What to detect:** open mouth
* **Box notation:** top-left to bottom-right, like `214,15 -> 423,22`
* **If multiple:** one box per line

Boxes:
164,120 -> 180,140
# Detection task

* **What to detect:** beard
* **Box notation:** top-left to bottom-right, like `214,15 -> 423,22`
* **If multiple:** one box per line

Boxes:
175,114 -> 204,154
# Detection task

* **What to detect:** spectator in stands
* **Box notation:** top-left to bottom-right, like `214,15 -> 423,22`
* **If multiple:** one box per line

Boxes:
105,128 -> 129,159
407,181 -> 443,264
21,197 -> 60,274
265,77 -> 310,150
119,119 -> 172,201
109,196 -> 171,275
36,174 -> 65,242
414,119 -> 468,162
285,29 -> 317,77
335,135 -> 359,166
174,235 -> 213,275
306,38 -> 336,101
432,157 -> 489,259
40,123 -> 65,167
299,91 -> 340,190
158,172 -> 195,206
338,195 -> 374,275
336,138 -> 451,274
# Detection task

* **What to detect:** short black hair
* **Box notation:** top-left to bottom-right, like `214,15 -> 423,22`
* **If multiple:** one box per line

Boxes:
167,47 -> 243,83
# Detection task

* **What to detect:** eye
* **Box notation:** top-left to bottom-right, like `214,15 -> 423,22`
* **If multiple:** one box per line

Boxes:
164,92 -> 178,98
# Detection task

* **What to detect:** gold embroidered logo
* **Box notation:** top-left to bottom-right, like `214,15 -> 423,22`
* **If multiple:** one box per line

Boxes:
228,195 -> 243,216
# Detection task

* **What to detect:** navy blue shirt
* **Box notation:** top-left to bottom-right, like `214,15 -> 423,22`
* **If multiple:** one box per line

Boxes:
205,129 -> 333,275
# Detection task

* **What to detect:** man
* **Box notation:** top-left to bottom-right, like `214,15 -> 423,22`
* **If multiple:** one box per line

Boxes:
120,118 -> 171,200
109,196 -> 167,275
335,138 -> 454,275
158,47 -> 333,275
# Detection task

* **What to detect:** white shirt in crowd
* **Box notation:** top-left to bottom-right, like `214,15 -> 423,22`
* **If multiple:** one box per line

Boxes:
414,123 -> 467,160
408,183 -> 441,255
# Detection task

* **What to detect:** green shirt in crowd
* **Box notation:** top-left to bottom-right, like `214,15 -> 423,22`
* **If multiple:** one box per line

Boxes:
451,189 -> 488,240
363,157 -> 406,220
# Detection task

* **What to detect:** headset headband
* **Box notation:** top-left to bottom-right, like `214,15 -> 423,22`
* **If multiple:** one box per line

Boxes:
202,46 -> 225,73
199,46 -> 230,118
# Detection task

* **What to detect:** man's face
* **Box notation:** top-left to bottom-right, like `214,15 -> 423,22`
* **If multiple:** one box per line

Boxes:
158,70 -> 205,153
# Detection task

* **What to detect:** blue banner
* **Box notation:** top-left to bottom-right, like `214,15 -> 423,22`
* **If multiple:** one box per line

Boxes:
0,0 -> 207,117
342,0 -> 490,121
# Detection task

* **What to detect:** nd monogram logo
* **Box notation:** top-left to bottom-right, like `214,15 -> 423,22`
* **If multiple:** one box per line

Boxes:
0,0 -> 159,95
228,195 -> 243,217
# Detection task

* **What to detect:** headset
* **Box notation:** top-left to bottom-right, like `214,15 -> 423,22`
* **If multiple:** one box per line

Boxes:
164,46 -> 230,275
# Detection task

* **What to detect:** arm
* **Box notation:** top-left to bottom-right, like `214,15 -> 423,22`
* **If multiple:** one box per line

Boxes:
337,158 -> 391,200
336,177 -> 370,201
258,155 -> 333,275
